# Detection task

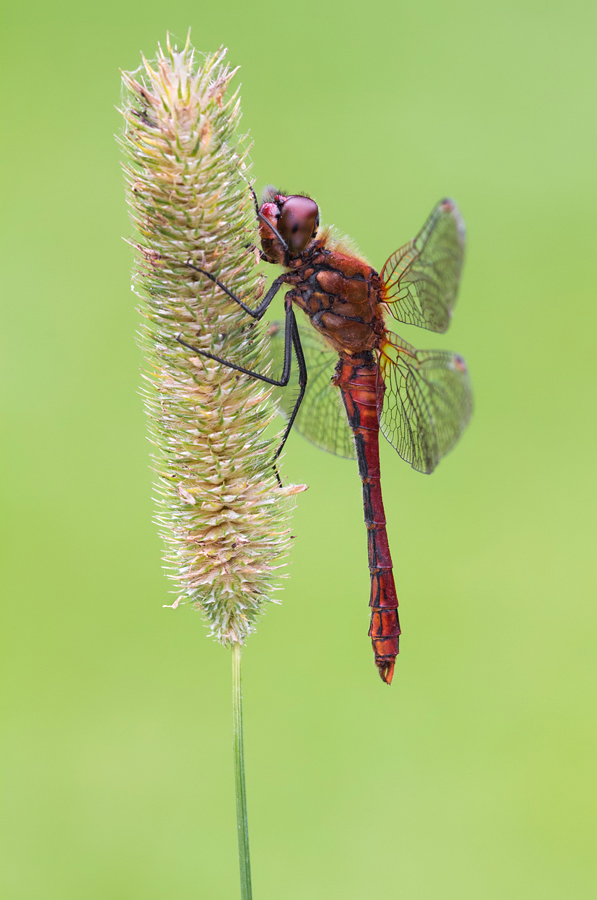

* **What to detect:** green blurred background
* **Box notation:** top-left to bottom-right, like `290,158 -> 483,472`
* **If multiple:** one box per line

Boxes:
1,0 -> 596,897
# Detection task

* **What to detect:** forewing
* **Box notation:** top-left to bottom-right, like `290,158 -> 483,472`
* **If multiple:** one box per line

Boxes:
380,198 -> 465,333
268,316 -> 356,459
377,332 -> 472,473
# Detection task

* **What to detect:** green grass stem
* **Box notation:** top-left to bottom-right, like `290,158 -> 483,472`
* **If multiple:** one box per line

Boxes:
232,644 -> 252,900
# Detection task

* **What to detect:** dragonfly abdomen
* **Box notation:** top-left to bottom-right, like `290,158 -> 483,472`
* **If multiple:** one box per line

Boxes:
334,355 -> 401,684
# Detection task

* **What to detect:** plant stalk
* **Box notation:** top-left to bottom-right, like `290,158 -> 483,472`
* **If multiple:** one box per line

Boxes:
232,643 -> 252,899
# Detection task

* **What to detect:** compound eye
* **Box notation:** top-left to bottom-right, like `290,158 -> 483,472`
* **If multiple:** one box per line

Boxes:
278,195 -> 319,254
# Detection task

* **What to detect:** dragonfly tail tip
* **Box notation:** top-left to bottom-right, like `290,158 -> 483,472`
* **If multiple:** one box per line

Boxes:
377,658 -> 395,685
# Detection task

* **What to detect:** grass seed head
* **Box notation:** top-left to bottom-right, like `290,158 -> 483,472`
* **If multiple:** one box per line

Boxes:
120,34 -> 302,646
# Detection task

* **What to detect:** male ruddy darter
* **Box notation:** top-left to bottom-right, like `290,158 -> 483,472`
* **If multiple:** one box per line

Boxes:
177,191 -> 472,684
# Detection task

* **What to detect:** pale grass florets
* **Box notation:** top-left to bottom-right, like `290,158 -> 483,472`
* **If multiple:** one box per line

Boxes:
119,34 -> 302,645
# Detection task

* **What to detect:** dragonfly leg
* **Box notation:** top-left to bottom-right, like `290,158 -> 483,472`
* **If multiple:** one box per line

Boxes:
273,312 -> 308,465
185,261 -> 287,319
176,298 -> 299,486
176,300 -> 294,387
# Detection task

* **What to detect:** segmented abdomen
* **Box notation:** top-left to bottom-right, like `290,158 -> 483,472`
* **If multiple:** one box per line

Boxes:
334,353 -> 401,684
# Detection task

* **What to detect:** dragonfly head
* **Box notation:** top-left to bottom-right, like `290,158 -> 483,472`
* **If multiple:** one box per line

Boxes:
258,192 -> 320,264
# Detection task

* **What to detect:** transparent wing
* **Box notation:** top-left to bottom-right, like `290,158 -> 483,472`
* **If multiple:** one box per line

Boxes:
380,198 -> 465,333
268,316 -> 356,459
377,332 -> 472,474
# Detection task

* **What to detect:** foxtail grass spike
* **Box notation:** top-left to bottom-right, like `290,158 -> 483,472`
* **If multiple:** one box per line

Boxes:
119,34 -> 304,647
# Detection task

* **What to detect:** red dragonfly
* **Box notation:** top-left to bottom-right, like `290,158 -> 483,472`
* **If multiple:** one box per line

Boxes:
178,190 -> 472,684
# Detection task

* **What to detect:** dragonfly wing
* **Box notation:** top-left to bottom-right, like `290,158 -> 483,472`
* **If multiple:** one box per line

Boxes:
268,316 -> 356,459
377,332 -> 472,474
380,198 -> 465,333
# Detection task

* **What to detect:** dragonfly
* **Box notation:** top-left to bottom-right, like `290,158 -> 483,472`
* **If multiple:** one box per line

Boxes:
177,189 -> 472,684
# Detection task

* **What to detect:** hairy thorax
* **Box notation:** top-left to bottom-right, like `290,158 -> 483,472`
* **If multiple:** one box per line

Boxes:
284,239 -> 386,357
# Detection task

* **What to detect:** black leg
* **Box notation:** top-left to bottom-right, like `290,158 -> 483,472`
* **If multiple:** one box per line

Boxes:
176,295 -> 295,389
273,313 -> 308,463
177,299 -> 299,487
185,261 -> 287,320
177,300 -> 309,488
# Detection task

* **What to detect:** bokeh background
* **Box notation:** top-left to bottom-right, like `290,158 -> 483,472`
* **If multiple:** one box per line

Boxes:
1,1 -> 596,897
